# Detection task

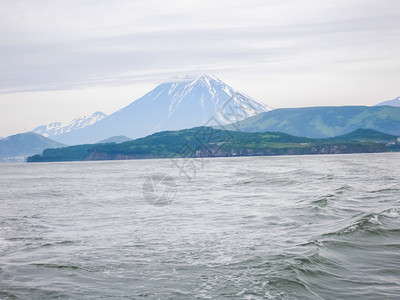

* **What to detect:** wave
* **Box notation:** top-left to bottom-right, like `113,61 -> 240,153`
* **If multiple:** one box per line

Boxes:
367,188 -> 400,194
324,209 -> 398,237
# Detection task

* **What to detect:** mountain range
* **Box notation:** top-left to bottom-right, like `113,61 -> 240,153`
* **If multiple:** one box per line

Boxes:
46,75 -> 272,145
229,105 -> 400,138
32,111 -> 107,138
2,75 -> 400,162
28,76 -> 400,144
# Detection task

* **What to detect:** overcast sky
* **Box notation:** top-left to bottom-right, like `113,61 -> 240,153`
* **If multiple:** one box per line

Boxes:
1,0 -> 399,136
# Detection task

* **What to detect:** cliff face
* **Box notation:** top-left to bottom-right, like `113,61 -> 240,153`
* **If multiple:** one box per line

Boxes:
84,150 -> 161,161
193,143 -> 388,157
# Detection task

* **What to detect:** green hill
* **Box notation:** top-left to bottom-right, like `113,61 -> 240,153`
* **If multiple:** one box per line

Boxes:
97,135 -> 132,144
27,127 -> 400,162
228,106 -> 400,138
0,132 -> 65,162
322,128 -> 399,143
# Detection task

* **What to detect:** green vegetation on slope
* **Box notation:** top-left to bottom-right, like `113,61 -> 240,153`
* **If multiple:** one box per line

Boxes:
229,106 -> 400,138
27,127 -> 400,162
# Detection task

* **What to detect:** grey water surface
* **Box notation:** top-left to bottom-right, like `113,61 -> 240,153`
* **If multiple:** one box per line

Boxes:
0,153 -> 399,299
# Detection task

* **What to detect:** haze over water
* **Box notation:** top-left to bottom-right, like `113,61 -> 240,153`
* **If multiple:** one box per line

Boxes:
0,153 -> 399,299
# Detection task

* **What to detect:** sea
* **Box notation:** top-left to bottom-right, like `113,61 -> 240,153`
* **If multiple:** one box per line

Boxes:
0,153 -> 399,299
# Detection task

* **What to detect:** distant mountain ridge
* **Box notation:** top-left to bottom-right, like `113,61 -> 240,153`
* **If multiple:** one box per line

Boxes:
229,106 -> 400,138
0,132 -> 65,162
50,75 -> 272,145
32,111 -> 107,138
375,96 -> 400,107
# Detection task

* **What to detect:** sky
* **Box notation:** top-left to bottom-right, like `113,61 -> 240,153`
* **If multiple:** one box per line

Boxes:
1,0 -> 400,137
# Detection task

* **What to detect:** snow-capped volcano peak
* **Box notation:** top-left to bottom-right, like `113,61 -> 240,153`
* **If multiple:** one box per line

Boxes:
32,111 -> 107,137
170,74 -> 221,83
50,75 -> 273,145
157,74 -> 272,122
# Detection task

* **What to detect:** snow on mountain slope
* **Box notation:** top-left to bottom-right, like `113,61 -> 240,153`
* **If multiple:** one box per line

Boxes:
32,112 -> 107,138
52,75 -> 273,145
375,96 -> 400,107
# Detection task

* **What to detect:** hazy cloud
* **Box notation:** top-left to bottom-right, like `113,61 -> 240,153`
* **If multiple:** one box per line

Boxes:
1,0 -> 399,93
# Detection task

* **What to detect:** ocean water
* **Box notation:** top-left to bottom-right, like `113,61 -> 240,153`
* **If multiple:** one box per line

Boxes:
0,153 -> 399,299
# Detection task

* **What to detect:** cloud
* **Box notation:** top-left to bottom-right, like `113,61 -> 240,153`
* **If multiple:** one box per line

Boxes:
0,0 -> 399,94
